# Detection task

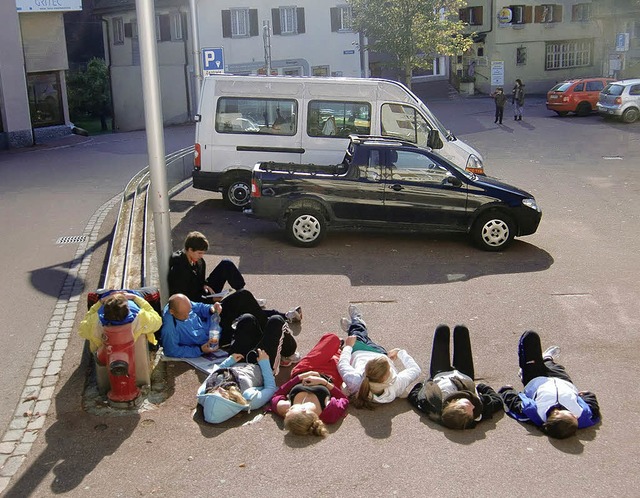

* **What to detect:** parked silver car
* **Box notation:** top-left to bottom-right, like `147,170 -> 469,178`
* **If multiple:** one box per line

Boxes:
596,78 -> 640,123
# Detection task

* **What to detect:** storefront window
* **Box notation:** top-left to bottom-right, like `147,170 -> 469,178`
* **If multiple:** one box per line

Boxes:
27,72 -> 63,127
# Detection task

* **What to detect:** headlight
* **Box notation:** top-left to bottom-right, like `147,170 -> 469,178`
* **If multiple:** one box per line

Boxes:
522,198 -> 540,212
466,154 -> 484,175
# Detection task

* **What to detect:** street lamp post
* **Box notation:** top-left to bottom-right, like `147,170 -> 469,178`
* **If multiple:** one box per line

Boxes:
189,0 -> 201,109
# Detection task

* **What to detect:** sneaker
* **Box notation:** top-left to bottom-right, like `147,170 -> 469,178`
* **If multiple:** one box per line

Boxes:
348,304 -> 366,327
256,298 -> 267,308
340,317 -> 351,333
280,351 -> 302,367
543,345 -> 560,362
285,306 -> 302,323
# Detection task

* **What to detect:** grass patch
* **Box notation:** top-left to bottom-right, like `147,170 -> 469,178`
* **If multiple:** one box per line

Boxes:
71,117 -> 113,135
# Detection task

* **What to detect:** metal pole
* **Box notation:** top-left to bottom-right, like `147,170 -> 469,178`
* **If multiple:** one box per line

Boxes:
134,0 -> 172,304
189,0 -> 201,108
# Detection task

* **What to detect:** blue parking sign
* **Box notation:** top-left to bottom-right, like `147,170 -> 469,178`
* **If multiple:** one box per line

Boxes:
202,48 -> 224,75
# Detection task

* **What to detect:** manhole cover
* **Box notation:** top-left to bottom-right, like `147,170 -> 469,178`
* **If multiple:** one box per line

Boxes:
56,235 -> 87,245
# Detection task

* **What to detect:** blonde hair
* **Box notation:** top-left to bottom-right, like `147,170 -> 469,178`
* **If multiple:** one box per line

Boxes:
351,356 -> 390,409
211,385 -> 249,405
284,410 -> 328,437
441,401 -> 474,430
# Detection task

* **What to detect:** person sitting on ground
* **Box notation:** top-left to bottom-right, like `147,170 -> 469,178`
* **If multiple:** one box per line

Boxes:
499,330 -> 601,439
270,333 -> 349,437
168,231 -> 246,303
407,324 -> 502,430
338,305 -> 421,409
79,290 -> 161,353
197,349 -> 277,424
161,293 -> 299,369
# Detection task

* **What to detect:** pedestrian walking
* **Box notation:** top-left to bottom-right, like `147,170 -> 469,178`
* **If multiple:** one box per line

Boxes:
512,79 -> 525,121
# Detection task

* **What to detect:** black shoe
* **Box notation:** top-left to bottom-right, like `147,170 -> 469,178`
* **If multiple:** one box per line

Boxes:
518,116 -> 522,121
494,119 -> 498,123
514,116 -> 518,120
499,121 -> 502,124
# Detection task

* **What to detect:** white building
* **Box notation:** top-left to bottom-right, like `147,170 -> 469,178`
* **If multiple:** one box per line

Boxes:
94,0 -> 368,131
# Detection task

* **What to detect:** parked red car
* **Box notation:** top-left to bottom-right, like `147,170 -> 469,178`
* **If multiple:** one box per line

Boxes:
546,77 -> 615,116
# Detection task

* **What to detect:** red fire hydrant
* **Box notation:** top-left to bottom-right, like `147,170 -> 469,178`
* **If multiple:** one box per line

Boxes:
96,323 -> 139,403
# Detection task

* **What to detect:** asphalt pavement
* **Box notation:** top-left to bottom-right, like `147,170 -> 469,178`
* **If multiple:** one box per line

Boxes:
1,95 -> 640,497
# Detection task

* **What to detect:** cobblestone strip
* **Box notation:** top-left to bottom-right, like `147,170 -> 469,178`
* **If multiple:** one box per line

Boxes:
0,194 -> 121,494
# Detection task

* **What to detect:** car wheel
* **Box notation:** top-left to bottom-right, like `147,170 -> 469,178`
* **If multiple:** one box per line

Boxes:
472,211 -> 515,251
576,102 -> 591,117
554,111 -> 568,117
223,177 -> 251,210
286,208 -> 326,247
622,107 -> 639,123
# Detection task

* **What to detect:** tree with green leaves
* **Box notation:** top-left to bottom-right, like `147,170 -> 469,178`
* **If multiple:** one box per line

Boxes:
67,57 -> 112,131
348,0 -> 473,88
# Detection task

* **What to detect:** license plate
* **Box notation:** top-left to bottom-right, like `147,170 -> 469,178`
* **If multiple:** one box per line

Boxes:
550,95 -> 558,99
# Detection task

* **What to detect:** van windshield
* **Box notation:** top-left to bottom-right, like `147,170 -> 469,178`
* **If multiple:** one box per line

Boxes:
417,102 -> 451,139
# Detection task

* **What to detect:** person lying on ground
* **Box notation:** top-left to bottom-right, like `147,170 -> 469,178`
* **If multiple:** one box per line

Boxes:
407,324 -> 502,430
499,330 -> 601,439
161,293 -> 299,369
197,349 -> 277,423
270,333 -> 348,437
338,305 -> 421,409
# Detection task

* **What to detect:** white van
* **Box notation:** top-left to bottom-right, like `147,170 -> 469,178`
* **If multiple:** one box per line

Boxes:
193,75 -> 484,208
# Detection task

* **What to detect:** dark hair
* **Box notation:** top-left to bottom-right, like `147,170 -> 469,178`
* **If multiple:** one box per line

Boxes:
102,294 -> 129,322
543,409 -> 578,439
441,402 -> 474,430
184,231 -> 209,251
515,78 -> 523,86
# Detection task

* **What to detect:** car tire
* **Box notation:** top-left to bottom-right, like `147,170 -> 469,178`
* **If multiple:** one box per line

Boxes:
472,211 -> 515,251
622,107 -> 639,123
223,177 -> 251,210
554,111 -> 568,117
286,208 -> 326,247
576,102 -> 591,117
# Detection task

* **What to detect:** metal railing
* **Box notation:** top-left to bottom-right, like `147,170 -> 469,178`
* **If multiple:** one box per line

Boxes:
103,146 -> 194,291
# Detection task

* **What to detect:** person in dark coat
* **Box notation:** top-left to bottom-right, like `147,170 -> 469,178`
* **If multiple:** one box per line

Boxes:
408,325 -> 502,430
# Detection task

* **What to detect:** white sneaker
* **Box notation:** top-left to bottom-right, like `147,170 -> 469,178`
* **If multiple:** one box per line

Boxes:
285,306 -> 302,323
256,298 -> 267,308
543,345 -> 560,362
348,304 -> 366,327
280,352 -> 302,367
340,317 -> 351,333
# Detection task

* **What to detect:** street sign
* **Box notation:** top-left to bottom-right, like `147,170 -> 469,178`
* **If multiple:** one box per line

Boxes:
491,60 -> 504,86
202,48 -> 224,76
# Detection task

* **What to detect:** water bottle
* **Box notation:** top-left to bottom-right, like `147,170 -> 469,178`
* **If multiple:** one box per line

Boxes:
209,313 -> 221,350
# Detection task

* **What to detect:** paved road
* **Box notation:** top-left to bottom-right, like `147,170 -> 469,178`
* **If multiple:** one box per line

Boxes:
3,97 -> 640,497
0,127 -> 194,454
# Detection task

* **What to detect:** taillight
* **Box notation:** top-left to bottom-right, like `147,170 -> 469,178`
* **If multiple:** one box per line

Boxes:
194,143 -> 201,170
615,97 -> 622,105
251,179 -> 261,198
562,96 -> 569,102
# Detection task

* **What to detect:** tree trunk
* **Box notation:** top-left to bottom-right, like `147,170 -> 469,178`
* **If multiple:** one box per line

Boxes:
404,60 -> 413,89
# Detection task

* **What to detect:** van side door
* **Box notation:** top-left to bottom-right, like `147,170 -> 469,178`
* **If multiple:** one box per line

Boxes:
380,103 -> 439,149
382,148 -> 468,229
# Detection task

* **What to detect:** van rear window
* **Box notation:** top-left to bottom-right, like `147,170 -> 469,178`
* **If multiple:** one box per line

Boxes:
215,97 -> 297,136
307,100 -> 371,138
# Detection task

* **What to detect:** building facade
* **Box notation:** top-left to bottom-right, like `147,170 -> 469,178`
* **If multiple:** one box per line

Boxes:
457,0 -> 609,94
1,1 -> 78,148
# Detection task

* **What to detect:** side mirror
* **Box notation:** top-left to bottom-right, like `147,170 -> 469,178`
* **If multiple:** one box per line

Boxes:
443,174 -> 462,187
427,129 -> 443,149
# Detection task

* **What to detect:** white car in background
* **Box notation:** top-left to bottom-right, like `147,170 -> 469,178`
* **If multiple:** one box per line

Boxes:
597,79 -> 640,123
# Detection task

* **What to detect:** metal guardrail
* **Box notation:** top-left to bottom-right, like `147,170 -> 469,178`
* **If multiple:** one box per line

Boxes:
103,146 -> 195,291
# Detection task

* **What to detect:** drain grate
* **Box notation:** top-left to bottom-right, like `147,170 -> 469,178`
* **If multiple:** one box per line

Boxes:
56,235 -> 87,245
